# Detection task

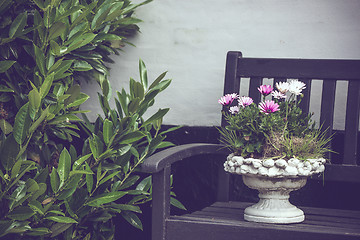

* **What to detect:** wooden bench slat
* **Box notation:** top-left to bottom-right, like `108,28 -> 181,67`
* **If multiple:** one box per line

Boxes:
298,78 -> 312,115
168,201 -> 360,239
236,57 -> 360,79
248,77 -> 262,103
343,80 -> 360,165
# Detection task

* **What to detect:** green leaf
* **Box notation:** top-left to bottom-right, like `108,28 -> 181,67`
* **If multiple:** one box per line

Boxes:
103,119 -> 113,145
33,44 -> 46,76
69,169 -> 93,176
66,33 -> 96,53
139,59 -> 148,90
0,135 -> 19,171
72,153 -> 91,170
40,72 -> 54,99
57,186 -> 77,200
0,60 -> 16,73
148,71 -> 167,89
8,206 -> 35,221
9,12 -> 27,38
99,171 -> 120,186
85,162 -> 93,193
28,200 -> 45,215
0,119 -> 13,134
63,84 -> 80,106
111,204 -> 141,213
48,22 -> 66,40
121,211 -> 143,230
91,4 -> 111,30
26,227 -> 51,236
86,191 -> 127,207
73,60 -> 93,71
50,223 -> 73,238
66,93 -> 89,108
53,60 -> 74,80
136,176 -> 152,191
118,175 -> 140,190
118,131 -> 145,145
58,148 -> 71,185
28,107 -> 49,134
70,2 -> 97,28
30,183 -> 47,201
13,103 -> 31,145
50,167 -> 60,193
10,159 -> 22,179
28,88 -> 41,119
32,0 -> 45,10
143,108 -> 169,126
170,197 -> 187,210
26,178 -> 39,193
45,216 -> 77,224
50,40 -> 61,55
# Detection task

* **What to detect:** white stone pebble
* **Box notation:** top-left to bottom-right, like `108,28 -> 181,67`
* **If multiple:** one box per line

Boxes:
275,159 -> 288,168
263,159 -> 275,168
233,156 -> 244,165
284,166 -> 298,176
243,158 -> 253,165
252,159 -> 262,169
288,158 -> 300,167
224,154 -> 326,178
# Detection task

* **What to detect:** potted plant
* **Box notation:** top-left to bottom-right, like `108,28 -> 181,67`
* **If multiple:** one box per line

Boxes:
218,80 -> 331,224
0,0 -> 184,239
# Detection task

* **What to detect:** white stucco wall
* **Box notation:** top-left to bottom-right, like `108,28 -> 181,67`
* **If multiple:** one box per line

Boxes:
82,0 -> 360,128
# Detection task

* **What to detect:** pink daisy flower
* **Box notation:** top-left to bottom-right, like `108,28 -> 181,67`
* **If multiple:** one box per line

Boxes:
229,106 -> 240,114
271,91 -> 286,99
238,96 -> 253,107
257,85 -> 273,96
259,100 -> 280,114
218,93 -> 238,106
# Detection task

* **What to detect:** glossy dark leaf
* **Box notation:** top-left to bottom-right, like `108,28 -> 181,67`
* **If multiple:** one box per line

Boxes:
86,191 -> 127,207
0,60 -> 16,73
13,102 -> 31,145
8,206 -> 35,220
121,211 -> 143,230
9,12 -> 27,38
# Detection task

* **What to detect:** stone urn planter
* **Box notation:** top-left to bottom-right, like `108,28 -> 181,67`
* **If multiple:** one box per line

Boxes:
224,154 -> 326,224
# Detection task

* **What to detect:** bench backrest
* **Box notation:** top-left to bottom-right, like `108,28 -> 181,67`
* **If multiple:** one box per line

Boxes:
220,51 -> 360,197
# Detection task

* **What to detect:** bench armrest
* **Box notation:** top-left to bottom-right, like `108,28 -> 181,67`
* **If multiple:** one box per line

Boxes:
140,143 -> 230,173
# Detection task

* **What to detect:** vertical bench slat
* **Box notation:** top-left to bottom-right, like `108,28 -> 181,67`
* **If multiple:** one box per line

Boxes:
273,78 -> 286,88
320,79 -> 336,160
152,166 -> 171,240
248,77 -> 262,103
223,52 -> 241,96
343,80 -> 360,165
298,78 -> 312,116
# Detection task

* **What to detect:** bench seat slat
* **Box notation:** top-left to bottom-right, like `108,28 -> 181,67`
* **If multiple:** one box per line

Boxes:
167,201 -> 360,240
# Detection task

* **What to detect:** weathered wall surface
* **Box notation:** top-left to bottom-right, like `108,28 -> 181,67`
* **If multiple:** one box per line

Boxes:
82,0 -> 360,129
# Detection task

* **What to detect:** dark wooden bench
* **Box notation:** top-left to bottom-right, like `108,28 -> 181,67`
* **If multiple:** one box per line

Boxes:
141,51 -> 360,240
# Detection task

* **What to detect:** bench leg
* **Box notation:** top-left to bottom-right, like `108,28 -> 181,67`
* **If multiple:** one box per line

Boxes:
151,165 -> 171,240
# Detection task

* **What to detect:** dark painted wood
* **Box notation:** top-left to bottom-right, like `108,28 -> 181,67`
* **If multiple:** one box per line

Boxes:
151,166 -> 171,240
141,143 -> 229,173
141,51 -> 360,240
248,77 -> 262,103
236,58 -> 360,79
298,78 -> 311,115
164,202 -> 360,240
343,80 -> 360,165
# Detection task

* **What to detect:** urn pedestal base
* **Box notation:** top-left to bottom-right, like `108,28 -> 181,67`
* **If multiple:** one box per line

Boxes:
242,175 -> 307,224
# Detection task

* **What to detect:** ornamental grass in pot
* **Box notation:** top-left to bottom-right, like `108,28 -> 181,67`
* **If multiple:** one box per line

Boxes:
218,80 -> 332,224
